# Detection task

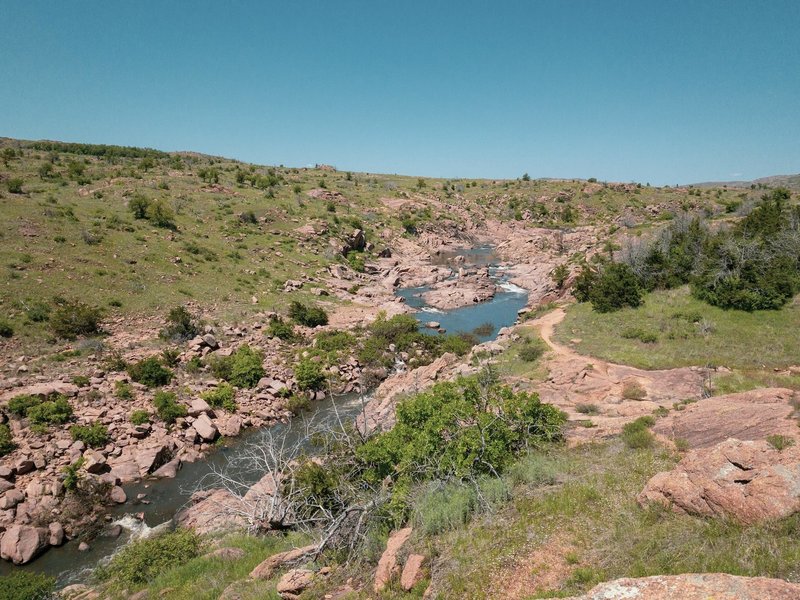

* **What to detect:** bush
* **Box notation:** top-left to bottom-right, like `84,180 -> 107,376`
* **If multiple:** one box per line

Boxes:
128,356 -> 173,388
286,394 -> 311,415
767,434 -> 795,451
288,301 -> 329,327
50,300 -> 102,339
590,263 -> 643,313
130,410 -> 150,425
114,381 -> 133,400
201,383 -> 237,411
413,481 -> 477,535
267,316 -> 297,342
576,403 -> 600,415
7,394 -> 40,417
25,301 -> 51,323
72,375 -> 90,387
70,421 -> 110,448
0,571 -> 55,600
227,345 -> 265,388
0,320 -> 13,338
357,377 -> 566,487
0,423 -> 16,456
161,306 -> 198,341
62,458 -> 84,492
145,199 -> 176,229
439,333 -> 477,356
621,380 -> 647,401
621,327 -> 659,344
508,453 -> 561,486
6,177 -> 24,194
152,391 -> 187,424
129,193 -> 150,219
27,396 -> 73,425
314,330 -> 355,352
518,340 -> 545,362
621,416 -> 656,449
294,359 -> 326,391
94,529 -> 201,588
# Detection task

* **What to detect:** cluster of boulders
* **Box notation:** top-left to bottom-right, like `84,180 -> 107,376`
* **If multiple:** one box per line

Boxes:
0,314 -> 369,565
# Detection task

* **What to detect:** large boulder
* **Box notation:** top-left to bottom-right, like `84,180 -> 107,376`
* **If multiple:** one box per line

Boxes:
654,388 -> 799,449
0,524 -> 49,564
134,443 -> 172,475
276,569 -> 315,599
175,488 -> 246,535
563,573 -> 800,599
638,438 -> 800,524
193,413 -> 218,442
250,544 -> 317,580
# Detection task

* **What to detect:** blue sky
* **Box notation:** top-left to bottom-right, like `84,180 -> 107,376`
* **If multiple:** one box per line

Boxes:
1,1 -> 798,185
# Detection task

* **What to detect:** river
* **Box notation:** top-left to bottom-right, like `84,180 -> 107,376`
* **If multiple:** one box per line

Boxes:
0,245 -> 528,586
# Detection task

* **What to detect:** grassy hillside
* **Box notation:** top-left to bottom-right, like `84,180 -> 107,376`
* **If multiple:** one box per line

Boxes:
0,137 -> 768,353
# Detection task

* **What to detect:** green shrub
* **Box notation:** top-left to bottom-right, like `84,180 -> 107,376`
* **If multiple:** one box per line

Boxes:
201,383 -> 237,411
62,458 -> 84,492
6,177 -> 24,194
621,416 -> 656,449
767,434 -> 795,451
50,300 -> 102,339
94,529 -> 201,588
0,423 -> 16,456
25,301 -> 51,323
6,394 -> 41,417
161,306 -> 199,341
621,380 -> 647,401
288,301 -> 329,327
27,396 -> 73,425
286,394 -> 311,415
128,356 -> 173,388
267,316 -> 297,342
115,381 -> 133,400
439,333 -> 477,356
130,410 -> 150,425
0,571 -> 55,600
185,355 -> 203,374
621,327 -> 659,344
357,377 -> 566,487
145,199 -> 176,229
590,263 -> 643,313
294,359 -> 326,391
152,391 -> 187,424
314,330 -> 355,352
0,320 -> 13,338
413,481 -> 476,535
72,375 -> 90,387
228,345 -> 265,388
70,422 -> 110,448
518,340 -> 545,362
508,453 -> 561,486
575,403 -> 600,415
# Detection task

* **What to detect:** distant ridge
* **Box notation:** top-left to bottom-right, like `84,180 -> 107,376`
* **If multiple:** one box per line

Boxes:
691,173 -> 800,191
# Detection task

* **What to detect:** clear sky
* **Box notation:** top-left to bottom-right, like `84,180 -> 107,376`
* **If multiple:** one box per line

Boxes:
1,1 -> 798,185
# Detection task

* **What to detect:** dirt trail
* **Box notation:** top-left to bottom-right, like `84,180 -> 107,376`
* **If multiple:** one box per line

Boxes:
520,307 -> 707,443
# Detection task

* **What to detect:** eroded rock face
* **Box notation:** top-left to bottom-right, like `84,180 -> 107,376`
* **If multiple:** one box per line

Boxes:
250,544 -> 317,580
0,524 -> 49,564
562,573 -> 800,599
175,488 -> 247,535
638,439 -> 800,524
653,388 -> 799,449
276,568 -> 315,599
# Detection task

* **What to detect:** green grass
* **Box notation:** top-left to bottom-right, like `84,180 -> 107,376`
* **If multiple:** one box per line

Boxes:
494,327 -> 550,381
425,441 -> 800,599
103,531 -> 310,600
555,287 -> 800,370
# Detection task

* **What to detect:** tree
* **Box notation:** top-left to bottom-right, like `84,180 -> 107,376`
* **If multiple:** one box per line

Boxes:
522,173 -> 531,181
589,263 -> 643,312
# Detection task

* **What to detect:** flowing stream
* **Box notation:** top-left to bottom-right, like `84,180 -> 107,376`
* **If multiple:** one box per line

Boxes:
0,245 -> 528,586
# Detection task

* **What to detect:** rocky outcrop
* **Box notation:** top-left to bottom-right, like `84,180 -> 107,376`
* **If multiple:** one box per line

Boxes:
374,527 -> 413,592
638,438 -> 800,524
250,544 -> 317,580
401,553 -> 427,591
561,573 -> 800,599
653,388 -> 799,449
276,568 -> 315,599
358,354 -> 460,433
0,524 -> 49,564
175,488 -> 247,535
421,269 -> 496,310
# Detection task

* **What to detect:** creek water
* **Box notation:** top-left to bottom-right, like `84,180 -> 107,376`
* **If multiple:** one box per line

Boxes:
0,245 -> 529,586
396,245 -> 529,341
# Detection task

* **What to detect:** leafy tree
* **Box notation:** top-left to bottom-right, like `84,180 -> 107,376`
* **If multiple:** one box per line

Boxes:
589,263 -> 643,312
129,193 -> 151,219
